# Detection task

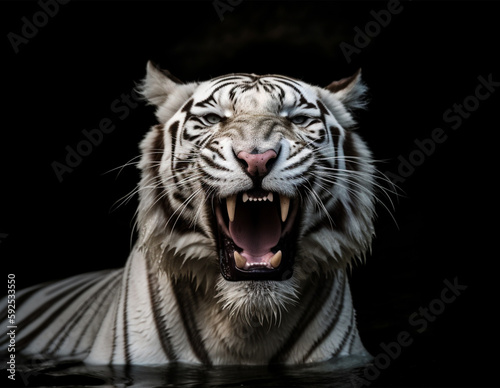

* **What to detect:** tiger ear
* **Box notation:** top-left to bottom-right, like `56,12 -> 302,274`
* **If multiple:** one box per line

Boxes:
325,69 -> 367,110
140,61 -> 183,107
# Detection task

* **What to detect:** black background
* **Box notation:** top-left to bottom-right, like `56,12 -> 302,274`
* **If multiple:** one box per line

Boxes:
1,1 -> 498,386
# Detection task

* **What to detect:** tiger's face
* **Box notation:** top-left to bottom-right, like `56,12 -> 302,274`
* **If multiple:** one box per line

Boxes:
138,62 -> 375,320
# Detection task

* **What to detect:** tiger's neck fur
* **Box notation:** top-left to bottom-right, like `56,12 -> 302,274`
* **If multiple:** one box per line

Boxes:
83,246 -> 367,365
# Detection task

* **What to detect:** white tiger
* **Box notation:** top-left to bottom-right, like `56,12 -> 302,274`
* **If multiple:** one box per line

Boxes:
1,62 -> 377,365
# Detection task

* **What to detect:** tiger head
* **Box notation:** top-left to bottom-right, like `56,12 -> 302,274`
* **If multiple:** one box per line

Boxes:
137,62 -> 376,323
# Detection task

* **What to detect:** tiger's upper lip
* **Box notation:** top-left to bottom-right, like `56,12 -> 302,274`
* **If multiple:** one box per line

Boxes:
214,191 -> 299,281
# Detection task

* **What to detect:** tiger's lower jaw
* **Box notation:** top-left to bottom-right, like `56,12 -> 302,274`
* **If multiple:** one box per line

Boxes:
213,191 -> 300,281
218,234 -> 296,281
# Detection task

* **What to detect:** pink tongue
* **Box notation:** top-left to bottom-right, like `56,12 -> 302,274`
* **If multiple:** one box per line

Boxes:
229,201 -> 281,258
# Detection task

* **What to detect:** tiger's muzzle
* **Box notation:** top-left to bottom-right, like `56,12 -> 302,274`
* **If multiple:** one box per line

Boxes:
207,115 -> 303,281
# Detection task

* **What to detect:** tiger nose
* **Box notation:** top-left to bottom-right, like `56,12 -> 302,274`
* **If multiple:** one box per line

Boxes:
237,150 -> 277,177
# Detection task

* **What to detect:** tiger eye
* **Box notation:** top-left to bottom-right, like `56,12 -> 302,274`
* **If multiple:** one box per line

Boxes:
204,113 -> 223,125
289,115 -> 309,125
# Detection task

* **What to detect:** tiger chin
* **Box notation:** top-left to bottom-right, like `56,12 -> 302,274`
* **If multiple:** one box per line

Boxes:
1,62 -> 377,366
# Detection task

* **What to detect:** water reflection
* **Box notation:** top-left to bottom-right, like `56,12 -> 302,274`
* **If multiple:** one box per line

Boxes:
9,355 -> 372,387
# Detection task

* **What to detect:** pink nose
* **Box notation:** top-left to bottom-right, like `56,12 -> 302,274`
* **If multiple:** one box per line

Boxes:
237,150 -> 277,177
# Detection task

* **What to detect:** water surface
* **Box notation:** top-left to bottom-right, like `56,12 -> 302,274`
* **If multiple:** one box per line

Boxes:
5,355 -> 372,387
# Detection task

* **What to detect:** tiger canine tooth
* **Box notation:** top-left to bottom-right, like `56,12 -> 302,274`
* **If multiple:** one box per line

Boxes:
270,250 -> 282,268
242,193 -> 249,203
280,196 -> 290,222
267,192 -> 274,202
226,195 -> 237,222
234,251 -> 246,269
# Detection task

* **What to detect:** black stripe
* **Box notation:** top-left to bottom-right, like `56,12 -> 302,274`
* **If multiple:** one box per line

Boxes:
199,170 -> 225,187
265,74 -> 303,86
0,283 -> 46,346
329,126 -> 341,157
318,157 -> 336,185
13,274 -> 98,333
151,124 -> 165,160
168,122 -> 180,184
170,279 -> 212,365
122,260 -> 132,364
15,276 -> 103,351
301,273 -> 346,362
270,275 -> 335,364
71,272 -> 123,355
194,95 -> 216,109
272,78 -> 304,96
186,116 -> 206,126
299,95 -> 317,110
149,124 -> 195,236
198,132 -> 214,150
330,130 -> 338,171
317,128 -> 327,144
172,190 -> 194,210
109,273 -> 123,364
346,320 -> 357,354
329,125 -> 341,139
201,154 -> 231,172
314,162 -> 336,204
332,307 -> 355,357
183,131 -> 202,143
44,274 -> 92,296
262,83 -> 274,94
307,118 -> 322,126
229,84 -> 245,100
318,184 -> 332,204
146,260 -> 178,361
47,271 -> 122,355
206,144 -> 226,161
301,188 -> 348,237
181,98 -> 194,113
271,83 -> 286,109
174,158 -> 195,190
316,100 -> 331,116
150,124 -> 165,199
282,152 -> 311,172
331,198 -> 349,234
211,81 -> 239,96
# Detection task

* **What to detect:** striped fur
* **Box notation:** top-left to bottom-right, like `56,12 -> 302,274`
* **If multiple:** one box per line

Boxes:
1,62 -> 378,365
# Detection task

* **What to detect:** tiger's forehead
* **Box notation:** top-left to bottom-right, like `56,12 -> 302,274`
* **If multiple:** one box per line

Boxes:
192,74 -> 319,114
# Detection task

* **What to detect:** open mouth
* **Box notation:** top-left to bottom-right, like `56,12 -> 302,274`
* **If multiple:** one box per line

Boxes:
215,190 -> 299,281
